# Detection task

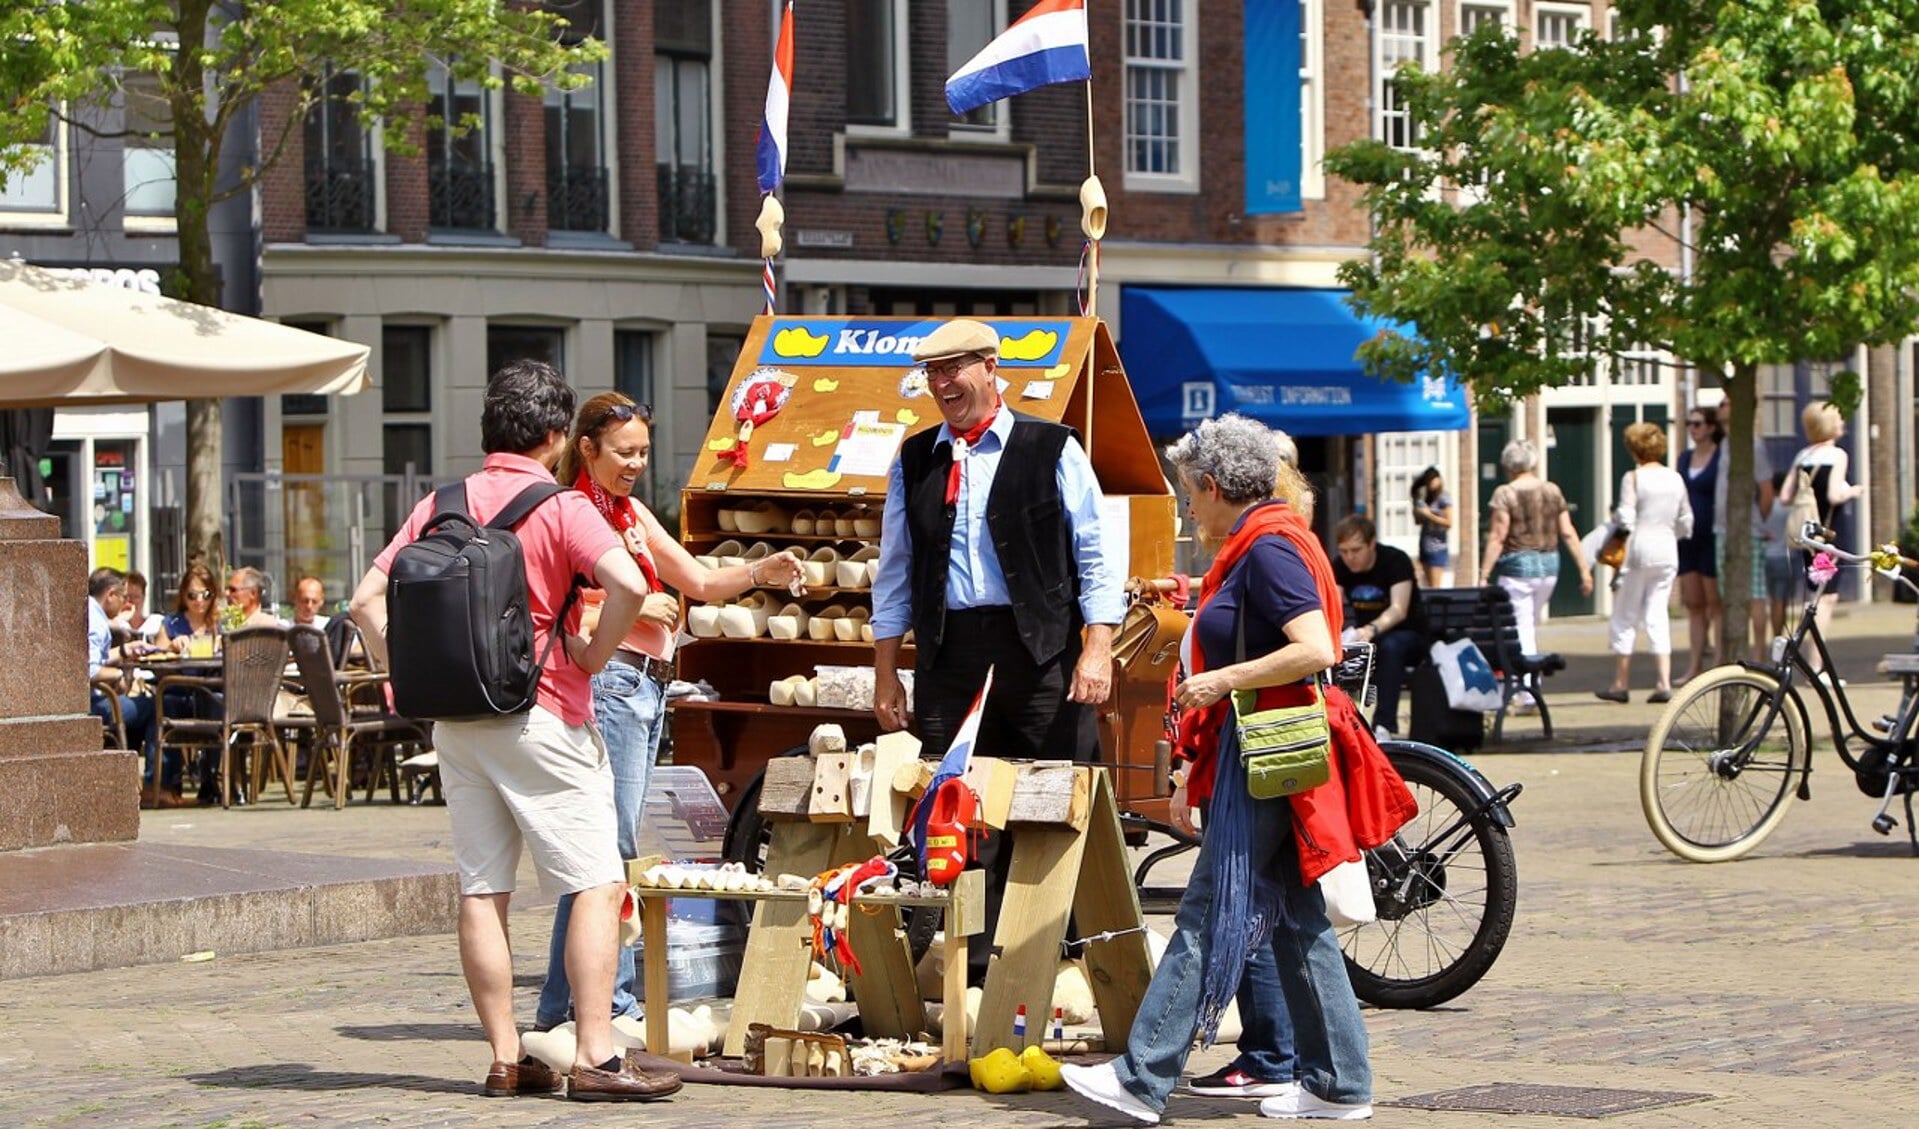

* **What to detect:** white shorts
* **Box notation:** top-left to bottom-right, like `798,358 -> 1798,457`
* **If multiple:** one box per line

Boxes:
434,706 -> 623,897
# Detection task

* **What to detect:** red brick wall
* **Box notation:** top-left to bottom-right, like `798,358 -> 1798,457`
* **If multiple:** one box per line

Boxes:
615,2 -> 658,250
502,89 -> 548,247
385,108 -> 429,243
259,80 -> 306,243
723,0 -> 771,259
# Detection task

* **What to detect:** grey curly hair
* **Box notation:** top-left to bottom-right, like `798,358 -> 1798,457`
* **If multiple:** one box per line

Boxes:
1165,414 -> 1278,504
1500,439 -> 1539,476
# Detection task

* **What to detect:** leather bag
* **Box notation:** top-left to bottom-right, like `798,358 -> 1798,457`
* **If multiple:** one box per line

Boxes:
1113,596 -> 1189,678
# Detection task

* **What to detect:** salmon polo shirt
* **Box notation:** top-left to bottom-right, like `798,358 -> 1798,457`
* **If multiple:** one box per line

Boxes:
373,452 -> 622,726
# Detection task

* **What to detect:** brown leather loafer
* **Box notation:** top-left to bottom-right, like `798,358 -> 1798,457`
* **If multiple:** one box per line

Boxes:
567,1058 -> 683,1102
483,1057 -> 564,1097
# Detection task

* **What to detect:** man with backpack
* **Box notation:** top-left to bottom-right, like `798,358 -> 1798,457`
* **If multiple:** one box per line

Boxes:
349,360 -> 677,1103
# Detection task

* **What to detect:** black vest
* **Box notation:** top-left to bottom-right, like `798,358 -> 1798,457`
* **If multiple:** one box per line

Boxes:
899,412 -> 1082,669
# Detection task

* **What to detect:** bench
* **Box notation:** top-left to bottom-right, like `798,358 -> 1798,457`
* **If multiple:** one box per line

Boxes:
1421,586 -> 1567,741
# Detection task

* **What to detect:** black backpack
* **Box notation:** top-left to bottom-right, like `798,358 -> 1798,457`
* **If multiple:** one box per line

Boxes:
385,481 -> 579,721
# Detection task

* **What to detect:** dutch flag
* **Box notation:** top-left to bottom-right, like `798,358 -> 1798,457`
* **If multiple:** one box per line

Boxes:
945,0 -> 1091,116
756,0 -> 796,194
935,665 -> 995,780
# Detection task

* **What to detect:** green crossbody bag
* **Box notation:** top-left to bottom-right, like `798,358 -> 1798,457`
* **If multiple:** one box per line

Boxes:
1231,614 -> 1332,800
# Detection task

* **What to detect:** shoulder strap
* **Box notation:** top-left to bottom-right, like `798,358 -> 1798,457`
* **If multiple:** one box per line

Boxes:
418,481 -> 474,536
486,482 -> 568,531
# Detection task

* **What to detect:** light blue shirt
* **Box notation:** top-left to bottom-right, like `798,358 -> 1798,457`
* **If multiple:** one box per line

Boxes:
871,410 -> 1124,639
87,597 -> 111,680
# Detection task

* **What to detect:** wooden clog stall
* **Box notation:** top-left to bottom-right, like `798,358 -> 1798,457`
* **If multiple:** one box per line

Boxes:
672,315 -> 1179,821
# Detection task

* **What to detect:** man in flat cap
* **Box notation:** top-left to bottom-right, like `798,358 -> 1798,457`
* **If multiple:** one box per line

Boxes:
870,318 -> 1123,985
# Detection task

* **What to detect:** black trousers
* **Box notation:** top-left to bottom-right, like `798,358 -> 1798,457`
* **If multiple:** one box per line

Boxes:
914,607 -> 1099,985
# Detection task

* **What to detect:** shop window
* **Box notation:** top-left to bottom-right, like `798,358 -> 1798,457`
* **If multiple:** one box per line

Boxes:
427,60 -> 496,231
121,71 -> 176,221
304,65 -> 378,232
544,0 -> 611,233
487,324 -> 566,377
1123,0 -> 1199,190
946,0 -> 1008,136
846,0 -> 908,132
0,114 -> 65,221
1377,1 -> 1434,154
656,0 -> 717,244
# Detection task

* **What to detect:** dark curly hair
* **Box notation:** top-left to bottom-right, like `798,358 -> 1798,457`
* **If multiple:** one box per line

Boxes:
482,359 -> 576,454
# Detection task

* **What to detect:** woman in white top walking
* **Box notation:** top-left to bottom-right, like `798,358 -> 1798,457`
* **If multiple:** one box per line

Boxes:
1597,422 -> 1694,704
1776,402 -> 1861,675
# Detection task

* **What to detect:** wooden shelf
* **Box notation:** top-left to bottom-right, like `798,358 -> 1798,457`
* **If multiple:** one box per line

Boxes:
689,532 -> 880,545
680,635 -> 908,650
669,699 -> 868,717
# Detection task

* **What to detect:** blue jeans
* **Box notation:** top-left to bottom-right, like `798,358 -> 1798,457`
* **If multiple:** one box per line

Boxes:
1228,944 -> 1296,1080
536,663 -> 666,1028
1113,796 -> 1372,1111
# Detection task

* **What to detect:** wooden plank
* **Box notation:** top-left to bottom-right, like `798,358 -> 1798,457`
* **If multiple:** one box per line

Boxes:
1069,772 -> 1153,1045
961,757 -> 1021,829
866,731 -> 921,848
971,801 -> 1092,1056
639,895 -> 672,1056
758,754 -> 817,821
942,927 -> 969,1063
841,858 -> 924,1041
723,822 -> 845,1056
808,752 -> 854,822
1004,762 -> 1086,826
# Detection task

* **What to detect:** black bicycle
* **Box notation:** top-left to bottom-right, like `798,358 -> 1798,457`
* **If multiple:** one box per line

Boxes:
1640,526 -> 1919,861
1134,643 -> 1522,1010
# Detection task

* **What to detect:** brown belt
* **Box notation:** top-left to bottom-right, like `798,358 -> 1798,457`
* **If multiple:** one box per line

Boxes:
611,648 -> 675,684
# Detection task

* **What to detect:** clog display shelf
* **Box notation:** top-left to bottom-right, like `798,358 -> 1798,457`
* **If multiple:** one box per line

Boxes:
674,315 -> 1176,815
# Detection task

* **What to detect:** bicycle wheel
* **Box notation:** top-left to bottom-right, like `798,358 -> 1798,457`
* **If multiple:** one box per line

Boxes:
1640,665 -> 1809,862
1341,748 -> 1517,1009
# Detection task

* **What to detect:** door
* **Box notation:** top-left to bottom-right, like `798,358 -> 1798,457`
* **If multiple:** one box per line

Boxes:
1476,414 -> 1512,541
282,424 -> 327,585
1547,408 -> 1600,616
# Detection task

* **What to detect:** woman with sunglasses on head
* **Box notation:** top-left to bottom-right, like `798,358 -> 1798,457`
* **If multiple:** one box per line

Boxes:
153,565 -> 230,803
534,392 -> 805,1038
1675,406 -> 1724,685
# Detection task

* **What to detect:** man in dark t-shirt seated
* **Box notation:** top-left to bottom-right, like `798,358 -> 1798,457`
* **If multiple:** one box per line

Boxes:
1331,514 -> 1425,738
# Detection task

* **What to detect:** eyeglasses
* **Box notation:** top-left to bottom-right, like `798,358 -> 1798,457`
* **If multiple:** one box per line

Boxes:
184,591 -> 212,602
593,401 -> 653,431
924,355 -> 981,381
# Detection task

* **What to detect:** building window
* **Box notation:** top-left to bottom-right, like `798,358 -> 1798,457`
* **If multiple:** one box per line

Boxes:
1534,3 -> 1587,50
1458,0 -> 1513,37
1299,0 -> 1323,199
615,329 -> 658,499
281,321 -> 334,417
656,0 -> 717,244
706,333 -> 744,416
0,114 -> 64,219
487,324 -> 566,377
846,0 -> 908,131
1377,1 -> 1433,153
1124,0 -> 1199,188
545,0 -> 611,233
947,0 -> 1008,135
381,325 -> 434,529
427,61 -> 495,231
304,65 -> 377,232
121,72 -> 176,220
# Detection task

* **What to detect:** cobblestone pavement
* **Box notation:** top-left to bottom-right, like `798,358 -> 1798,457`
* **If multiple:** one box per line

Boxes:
7,617 -> 1919,1127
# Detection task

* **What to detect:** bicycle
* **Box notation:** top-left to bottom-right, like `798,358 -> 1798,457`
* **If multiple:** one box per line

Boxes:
1134,642 -> 1523,1009
1640,525 -> 1919,862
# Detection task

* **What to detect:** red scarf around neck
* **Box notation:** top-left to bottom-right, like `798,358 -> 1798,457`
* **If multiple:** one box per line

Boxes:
1178,500 -> 1343,801
945,401 -> 1003,504
574,469 -> 659,593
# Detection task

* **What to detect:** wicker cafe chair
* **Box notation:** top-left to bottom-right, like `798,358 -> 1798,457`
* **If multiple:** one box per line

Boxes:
155,626 -> 295,808
288,625 -> 431,809
91,677 -> 128,750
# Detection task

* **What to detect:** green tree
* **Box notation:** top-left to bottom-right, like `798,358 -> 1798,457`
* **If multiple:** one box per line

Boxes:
1327,0 -> 1919,655
0,0 -> 602,570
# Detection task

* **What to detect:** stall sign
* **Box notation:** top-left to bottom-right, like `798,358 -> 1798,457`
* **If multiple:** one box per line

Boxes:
759,318 -> 1072,369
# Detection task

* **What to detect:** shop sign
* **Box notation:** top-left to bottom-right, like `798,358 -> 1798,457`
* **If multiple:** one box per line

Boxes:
794,229 -> 854,249
38,265 -> 165,294
1181,381 -> 1215,421
760,318 -> 1072,369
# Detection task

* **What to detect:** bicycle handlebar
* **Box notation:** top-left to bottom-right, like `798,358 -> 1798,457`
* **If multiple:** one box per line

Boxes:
1796,524 -> 1919,576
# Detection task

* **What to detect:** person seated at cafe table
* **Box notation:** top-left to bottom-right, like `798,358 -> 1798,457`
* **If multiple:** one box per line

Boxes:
86,567 -> 172,806
287,574 -> 330,629
112,568 -> 165,644
225,568 -> 284,630
153,564 -> 231,804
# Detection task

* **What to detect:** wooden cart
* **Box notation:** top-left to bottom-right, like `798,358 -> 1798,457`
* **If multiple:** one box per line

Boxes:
671,315 -> 1179,826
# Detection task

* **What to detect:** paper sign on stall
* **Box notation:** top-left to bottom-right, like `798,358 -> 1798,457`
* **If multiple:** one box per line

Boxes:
827,421 -> 908,478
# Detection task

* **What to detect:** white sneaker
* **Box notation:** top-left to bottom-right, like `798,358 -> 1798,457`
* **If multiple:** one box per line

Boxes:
1371,724 -> 1394,742
1259,1088 -> 1373,1120
1060,1062 -> 1162,1125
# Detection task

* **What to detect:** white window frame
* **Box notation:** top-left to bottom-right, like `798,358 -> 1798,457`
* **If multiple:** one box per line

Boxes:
426,59 -> 507,234
121,33 -> 181,234
1533,2 -> 1589,51
1299,0 -> 1324,199
1456,0 -> 1514,39
1375,1 -> 1437,154
947,0 -> 1011,141
544,0 -> 619,235
0,111 -> 68,228
845,0 -> 912,138
1122,0 -> 1201,193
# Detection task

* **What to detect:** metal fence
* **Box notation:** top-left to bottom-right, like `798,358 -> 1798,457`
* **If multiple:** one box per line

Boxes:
218,465 -> 449,609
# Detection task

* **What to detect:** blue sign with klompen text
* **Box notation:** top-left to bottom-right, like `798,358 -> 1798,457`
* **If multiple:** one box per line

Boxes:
760,318 -> 1071,368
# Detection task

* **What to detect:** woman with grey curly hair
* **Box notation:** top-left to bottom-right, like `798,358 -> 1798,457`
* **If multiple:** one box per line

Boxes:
1166,415 -> 1281,505
1478,439 -> 1593,660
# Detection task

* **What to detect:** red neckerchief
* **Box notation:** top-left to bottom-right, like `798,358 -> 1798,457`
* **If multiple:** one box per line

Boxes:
945,401 -> 1003,504
574,469 -> 659,594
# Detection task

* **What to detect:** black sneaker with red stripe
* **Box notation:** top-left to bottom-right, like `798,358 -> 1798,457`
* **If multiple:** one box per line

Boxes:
1186,1067 -> 1300,1099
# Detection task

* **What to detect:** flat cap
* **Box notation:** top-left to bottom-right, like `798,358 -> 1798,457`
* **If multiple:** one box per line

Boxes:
912,318 -> 999,363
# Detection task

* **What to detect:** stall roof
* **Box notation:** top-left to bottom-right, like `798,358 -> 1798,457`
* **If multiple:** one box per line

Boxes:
1118,287 -> 1470,438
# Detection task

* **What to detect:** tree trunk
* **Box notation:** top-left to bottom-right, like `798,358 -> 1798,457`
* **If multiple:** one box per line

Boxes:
1868,344 -> 1899,599
1720,363 -> 1758,662
173,0 -> 225,573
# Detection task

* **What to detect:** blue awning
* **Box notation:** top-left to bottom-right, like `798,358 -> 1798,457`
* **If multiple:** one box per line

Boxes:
1118,287 -> 1471,438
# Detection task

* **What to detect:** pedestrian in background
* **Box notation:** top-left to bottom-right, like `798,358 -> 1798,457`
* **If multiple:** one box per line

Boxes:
1598,422 -> 1693,704
1478,440 -> 1594,664
1777,402 -> 1861,679
1759,470 -> 1796,646
1675,406 -> 1723,685
1331,514 -> 1424,741
1411,466 -> 1452,588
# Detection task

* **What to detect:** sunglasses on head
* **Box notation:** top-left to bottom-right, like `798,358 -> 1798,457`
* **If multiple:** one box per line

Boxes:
594,401 -> 653,431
